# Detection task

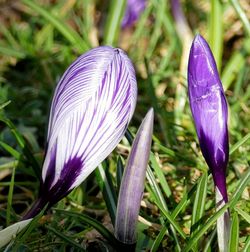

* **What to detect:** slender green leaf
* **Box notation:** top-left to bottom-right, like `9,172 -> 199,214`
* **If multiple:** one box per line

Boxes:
229,212 -> 239,252
230,132 -> 250,155
104,0 -> 126,45
191,172 -> 208,235
150,153 -> 172,198
150,226 -> 167,252
221,52 -> 245,90
46,226 -> 85,250
0,141 -> 21,160
95,163 -> 117,225
242,236 -> 250,252
0,101 -> 11,110
55,209 -> 119,247
229,169 -> 250,209
209,0 -> 223,72
234,207 -> 250,224
171,183 -> 197,219
116,156 -> 124,192
229,0 -> 250,37
183,169 -> 250,252
0,46 -> 25,58
6,166 -> 16,226
183,202 -> 230,252
0,118 -> 40,179
22,0 -> 89,52
155,201 -> 186,240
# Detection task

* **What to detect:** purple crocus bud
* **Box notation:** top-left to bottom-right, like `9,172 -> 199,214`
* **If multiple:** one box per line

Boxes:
188,35 -> 230,252
122,0 -> 146,28
114,108 -> 154,245
24,46 -> 137,219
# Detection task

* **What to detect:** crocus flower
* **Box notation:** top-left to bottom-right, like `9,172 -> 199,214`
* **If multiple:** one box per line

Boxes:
188,34 -> 230,252
114,108 -> 154,245
122,0 -> 146,28
23,46 -> 137,219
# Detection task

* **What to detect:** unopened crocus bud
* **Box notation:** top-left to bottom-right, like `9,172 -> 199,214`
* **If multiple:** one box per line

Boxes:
188,35 -> 230,252
122,0 -> 146,28
115,108 -> 154,245
24,46 -> 137,219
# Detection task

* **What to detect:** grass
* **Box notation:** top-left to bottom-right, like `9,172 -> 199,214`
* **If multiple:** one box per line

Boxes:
0,0 -> 249,251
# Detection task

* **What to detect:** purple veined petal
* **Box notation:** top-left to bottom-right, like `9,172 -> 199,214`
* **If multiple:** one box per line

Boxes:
23,46 -> 137,219
122,0 -> 146,28
114,108 -> 154,244
188,34 -> 229,202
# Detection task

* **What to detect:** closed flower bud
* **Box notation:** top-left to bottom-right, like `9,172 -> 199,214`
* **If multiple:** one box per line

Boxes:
24,46 -> 137,219
188,35 -> 230,252
114,108 -> 154,245
188,34 -> 229,202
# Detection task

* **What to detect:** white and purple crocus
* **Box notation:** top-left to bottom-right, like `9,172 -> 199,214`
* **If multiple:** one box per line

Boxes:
188,35 -> 230,252
24,46 -> 137,219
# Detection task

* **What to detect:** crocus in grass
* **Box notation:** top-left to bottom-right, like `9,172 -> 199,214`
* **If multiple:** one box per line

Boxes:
188,35 -> 230,252
122,0 -> 146,28
24,46 -> 137,219
114,108 -> 154,245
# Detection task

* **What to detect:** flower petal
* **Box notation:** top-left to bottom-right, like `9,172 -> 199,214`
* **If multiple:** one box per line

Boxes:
41,46 -> 137,201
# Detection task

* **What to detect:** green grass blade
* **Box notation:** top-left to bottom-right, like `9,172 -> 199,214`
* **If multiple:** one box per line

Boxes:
229,168 -> 250,209
6,166 -> 16,227
242,236 -> 250,252
146,0 -> 166,59
229,0 -> 250,37
103,0 -> 126,45
149,153 -> 172,198
203,229 -> 217,252
209,0 -> 223,72
146,166 -> 168,209
183,168 -> 250,252
183,202 -> 230,252
191,172 -> 208,235
221,51 -> 245,91
0,141 -> 21,160
229,212 -> 239,252
0,101 -> 11,110
0,118 -> 40,179
46,226 -> 85,250
22,0 -> 89,52
234,207 -> 250,224
55,209 -> 119,247
155,201 -> 186,240
116,156 -> 124,192
0,46 -> 26,58
171,183 -> 197,219
150,226 -> 167,252
146,166 -> 182,248
230,132 -> 250,155
95,163 -> 117,225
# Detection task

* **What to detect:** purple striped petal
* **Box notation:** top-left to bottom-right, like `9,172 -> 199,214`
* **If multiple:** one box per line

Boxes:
39,46 -> 137,207
188,35 -> 229,202
114,108 -> 154,244
122,0 -> 146,28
